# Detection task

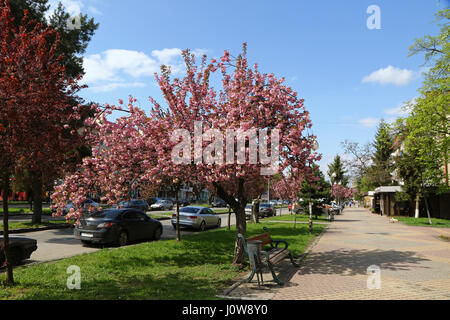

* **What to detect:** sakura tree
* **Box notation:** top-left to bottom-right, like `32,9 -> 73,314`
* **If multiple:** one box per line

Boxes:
331,184 -> 354,205
152,46 -> 320,264
0,1 -> 93,284
52,45 -> 320,265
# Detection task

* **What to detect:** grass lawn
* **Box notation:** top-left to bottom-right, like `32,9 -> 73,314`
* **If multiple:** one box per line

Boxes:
396,217 -> 450,228
0,201 -> 29,205
0,208 -> 52,215
0,221 -> 324,300
1,220 -> 73,231
265,214 -> 331,223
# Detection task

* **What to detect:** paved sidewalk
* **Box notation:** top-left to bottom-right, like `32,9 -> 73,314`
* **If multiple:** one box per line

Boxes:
271,208 -> 450,300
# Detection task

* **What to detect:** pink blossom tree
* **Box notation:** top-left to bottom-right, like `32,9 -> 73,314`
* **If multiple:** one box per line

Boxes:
52,45 -> 320,265
331,184 -> 354,205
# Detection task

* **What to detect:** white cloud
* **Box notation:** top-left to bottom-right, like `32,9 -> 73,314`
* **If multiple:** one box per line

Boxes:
46,0 -> 102,19
47,0 -> 84,16
151,48 -> 182,65
384,97 -> 417,117
89,82 -> 147,93
362,65 -> 415,86
358,117 -> 379,128
87,5 -> 102,15
82,48 -> 208,92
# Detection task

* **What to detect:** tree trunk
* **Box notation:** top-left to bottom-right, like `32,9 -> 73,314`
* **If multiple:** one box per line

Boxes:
415,194 -> 420,219
31,172 -> 43,224
2,174 -> 14,284
294,209 -> 297,229
227,207 -> 231,230
28,190 -> 33,211
232,204 -> 246,266
424,195 -> 432,225
175,192 -> 181,242
252,202 -> 259,224
212,180 -> 247,267
309,200 -> 313,235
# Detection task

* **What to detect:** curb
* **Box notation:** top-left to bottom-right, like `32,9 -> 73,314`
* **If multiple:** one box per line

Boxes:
1,216 -> 170,235
0,224 -> 73,235
295,223 -> 330,266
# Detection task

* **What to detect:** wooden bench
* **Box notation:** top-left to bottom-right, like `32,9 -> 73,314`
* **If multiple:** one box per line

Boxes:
238,227 -> 299,286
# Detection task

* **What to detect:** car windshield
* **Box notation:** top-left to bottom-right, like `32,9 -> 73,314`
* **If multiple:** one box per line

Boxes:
180,207 -> 200,214
260,204 -> 272,207
85,209 -> 119,219
246,205 -> 252,209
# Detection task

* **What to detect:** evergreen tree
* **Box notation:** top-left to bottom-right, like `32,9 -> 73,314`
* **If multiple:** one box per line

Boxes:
299,166 -> 331,217
366,120 -> 394,187
9,0 -> 99,79
327,155 -> 349,186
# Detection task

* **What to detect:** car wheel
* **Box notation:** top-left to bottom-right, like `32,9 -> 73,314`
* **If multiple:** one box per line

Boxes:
117,231 -> 128,247
153,227 -> 162,240
216,219 -> 221,228
199,221 -> 206,231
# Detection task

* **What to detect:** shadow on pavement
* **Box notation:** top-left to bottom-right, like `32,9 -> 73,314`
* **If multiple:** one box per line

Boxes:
294,249 -> 430,277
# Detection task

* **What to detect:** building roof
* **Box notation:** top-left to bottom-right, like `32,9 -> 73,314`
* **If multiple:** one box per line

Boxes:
374,186 -> 403,193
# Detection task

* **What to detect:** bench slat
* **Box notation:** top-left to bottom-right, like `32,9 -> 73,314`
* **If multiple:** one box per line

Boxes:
268,249 -> 289,264
246,233 -> 272,246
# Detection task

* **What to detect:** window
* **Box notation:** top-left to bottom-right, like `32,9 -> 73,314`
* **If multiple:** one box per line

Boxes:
180,207 -> 201,214
122,211 -> 138,220
135,212 -> 148,221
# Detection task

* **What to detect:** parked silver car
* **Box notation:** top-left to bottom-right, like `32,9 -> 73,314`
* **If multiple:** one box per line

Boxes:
171,206 -> 221,231
151,200 -> 174,211
245,204 -> 253,219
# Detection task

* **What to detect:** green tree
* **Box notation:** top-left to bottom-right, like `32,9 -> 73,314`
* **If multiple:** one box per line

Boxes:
366,120 -> 394,187
10,0 -> 99,78
299,166 -> 331,218
327,155 -> 349,186
405,8 -> 449,191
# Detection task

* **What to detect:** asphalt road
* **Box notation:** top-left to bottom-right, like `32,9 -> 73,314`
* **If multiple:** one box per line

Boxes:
11,207 -> 290,265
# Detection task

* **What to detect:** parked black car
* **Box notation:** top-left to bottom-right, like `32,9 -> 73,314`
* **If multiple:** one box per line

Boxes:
177,199 -> 190,207
74,208 -> 163,246
211,199 -> 227,208
0,236 -> 37,266
118,199 -> 149,212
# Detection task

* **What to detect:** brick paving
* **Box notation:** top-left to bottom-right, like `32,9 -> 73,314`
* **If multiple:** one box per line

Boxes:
223,208 -> 450,300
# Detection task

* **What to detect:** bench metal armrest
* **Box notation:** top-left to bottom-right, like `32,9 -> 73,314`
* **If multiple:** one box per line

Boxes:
272,239 -> 289,250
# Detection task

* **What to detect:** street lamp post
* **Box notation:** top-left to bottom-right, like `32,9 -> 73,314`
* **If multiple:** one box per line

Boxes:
330,172 -> 337,221
308,139 -> 319,235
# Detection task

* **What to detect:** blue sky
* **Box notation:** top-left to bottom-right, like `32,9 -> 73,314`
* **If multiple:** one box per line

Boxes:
49,0 -> 449,174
